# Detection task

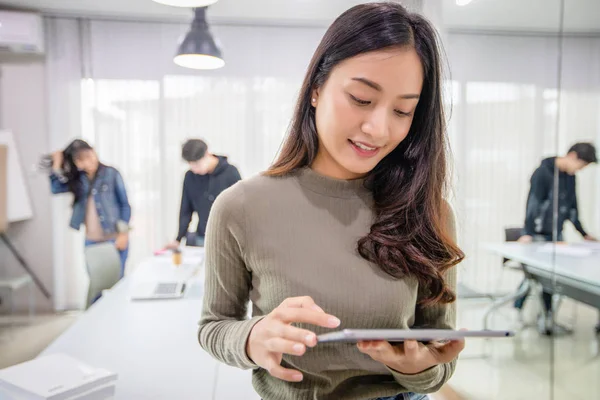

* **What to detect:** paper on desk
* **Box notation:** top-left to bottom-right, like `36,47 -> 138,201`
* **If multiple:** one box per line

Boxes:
536,243 -> 593,257
0,353 -> 117,400
572,241 -> 600,251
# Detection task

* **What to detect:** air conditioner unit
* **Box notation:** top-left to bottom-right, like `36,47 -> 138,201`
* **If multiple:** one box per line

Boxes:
0,10 -> 44,55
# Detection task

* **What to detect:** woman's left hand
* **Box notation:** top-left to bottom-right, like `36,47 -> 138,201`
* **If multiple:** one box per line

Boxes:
357,338 -> 465,375
115,233 -> 129,251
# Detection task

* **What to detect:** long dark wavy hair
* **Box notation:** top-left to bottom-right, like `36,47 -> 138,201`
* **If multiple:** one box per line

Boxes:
265,2 -> 464,306
61,139 -> 94,204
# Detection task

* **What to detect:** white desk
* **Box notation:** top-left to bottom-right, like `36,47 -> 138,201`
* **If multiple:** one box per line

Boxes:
486,243 -> 600,300
485,243 -> 600,333
39,249 -> 260,400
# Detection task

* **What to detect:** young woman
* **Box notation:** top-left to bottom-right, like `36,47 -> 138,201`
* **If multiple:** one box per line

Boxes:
198,3 -> 465,400
48,139 -> 131,276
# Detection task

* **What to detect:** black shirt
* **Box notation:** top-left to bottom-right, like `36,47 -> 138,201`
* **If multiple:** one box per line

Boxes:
177,156 -> 241,241
524,157 -> 587,238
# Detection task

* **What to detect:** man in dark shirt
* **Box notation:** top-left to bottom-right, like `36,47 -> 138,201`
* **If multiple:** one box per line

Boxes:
514,142 -> 597,332
520,142 -> 597,243
167,139 -> 241,248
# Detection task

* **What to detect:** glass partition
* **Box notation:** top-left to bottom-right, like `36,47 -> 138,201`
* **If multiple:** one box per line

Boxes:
551,1 -> 600,398
438,0 -> 563,398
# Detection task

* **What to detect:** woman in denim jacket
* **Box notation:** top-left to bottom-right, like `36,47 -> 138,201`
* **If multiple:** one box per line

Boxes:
48,139 -> 131,276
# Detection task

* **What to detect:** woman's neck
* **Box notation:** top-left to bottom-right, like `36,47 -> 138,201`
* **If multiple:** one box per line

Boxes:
311,151 -> 365,181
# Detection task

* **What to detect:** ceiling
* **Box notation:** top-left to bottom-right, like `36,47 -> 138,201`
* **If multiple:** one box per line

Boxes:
0,0 -> 599,33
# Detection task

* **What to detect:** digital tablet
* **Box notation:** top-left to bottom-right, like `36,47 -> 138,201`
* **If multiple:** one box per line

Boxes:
317,329 -> 514,343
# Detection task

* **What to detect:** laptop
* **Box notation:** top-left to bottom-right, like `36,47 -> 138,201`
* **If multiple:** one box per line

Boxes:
130,280 -> 188,300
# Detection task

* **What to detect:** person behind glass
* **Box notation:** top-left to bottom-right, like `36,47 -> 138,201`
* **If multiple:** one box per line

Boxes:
48,139 -> 131,277
198,3 -> 465,400
514,142 -> 597,329
166,139 -> 241,249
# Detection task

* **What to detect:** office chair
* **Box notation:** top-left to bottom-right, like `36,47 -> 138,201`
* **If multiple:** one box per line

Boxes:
501,227 -> 533,318
503,227 -> 524,265
483,227 -> 534,330
84,242 -> 122,309
460,227 -> 524,303
498,227 -> 571,335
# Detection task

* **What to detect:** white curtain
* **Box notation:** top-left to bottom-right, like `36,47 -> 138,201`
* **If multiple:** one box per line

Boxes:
45,17 -> 87,310
81,79 -> 162,266
448,81 -> 548,293
557,37 -> 600,241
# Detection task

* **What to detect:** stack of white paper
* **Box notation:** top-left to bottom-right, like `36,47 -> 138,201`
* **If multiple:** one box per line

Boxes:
0,353 -> 117,400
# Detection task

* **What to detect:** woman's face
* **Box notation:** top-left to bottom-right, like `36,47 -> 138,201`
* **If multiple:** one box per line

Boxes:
311,47 -> 424,180
74,149 -> 99,176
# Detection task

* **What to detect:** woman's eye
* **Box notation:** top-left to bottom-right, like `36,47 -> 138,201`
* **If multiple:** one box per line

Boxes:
349,94 -> 371,105
395,110 -> 413,117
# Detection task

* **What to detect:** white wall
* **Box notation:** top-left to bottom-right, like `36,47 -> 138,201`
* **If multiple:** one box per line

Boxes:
87,21 -> 326,80
0,61 -> 54,313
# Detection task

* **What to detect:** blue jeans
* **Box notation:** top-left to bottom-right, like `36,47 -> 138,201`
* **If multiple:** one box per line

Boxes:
84,239 -> 128,278
377,394 -> 428,400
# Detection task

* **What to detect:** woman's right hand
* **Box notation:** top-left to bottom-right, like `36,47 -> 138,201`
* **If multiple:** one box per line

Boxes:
246,296 -> 340,382
51,151 -> 64,170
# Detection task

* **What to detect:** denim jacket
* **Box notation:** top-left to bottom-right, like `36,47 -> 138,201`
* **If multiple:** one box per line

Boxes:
50,164 -> 131,234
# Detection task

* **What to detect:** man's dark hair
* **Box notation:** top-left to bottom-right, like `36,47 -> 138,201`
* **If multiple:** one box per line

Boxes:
182,139 -> 208,162
568,142 -> 597,164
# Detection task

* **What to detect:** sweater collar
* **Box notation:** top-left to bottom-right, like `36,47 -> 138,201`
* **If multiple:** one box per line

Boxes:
295,167 -> 368,199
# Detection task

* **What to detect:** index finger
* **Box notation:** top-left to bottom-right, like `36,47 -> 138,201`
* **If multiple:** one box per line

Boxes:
275,307 -> 340,328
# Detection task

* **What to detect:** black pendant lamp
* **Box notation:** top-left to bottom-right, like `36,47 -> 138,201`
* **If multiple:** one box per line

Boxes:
174,7 -> 224,70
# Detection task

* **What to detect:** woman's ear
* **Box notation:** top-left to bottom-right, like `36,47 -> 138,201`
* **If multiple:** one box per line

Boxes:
311,88 -> 319,107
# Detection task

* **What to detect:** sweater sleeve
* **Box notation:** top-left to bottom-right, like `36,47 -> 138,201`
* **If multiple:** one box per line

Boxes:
568,180 -> 588,237
197,182 -> 264,369
113,169 -> 131,225
49,171 -> 70,194
388,202 -> 459,394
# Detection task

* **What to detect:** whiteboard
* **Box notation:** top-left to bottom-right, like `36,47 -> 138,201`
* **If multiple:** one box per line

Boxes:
0,130 -> 33,222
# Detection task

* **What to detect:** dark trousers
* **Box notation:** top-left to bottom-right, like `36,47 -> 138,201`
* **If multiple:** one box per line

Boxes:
185,232 -> 205,247
514,282 -> 553,311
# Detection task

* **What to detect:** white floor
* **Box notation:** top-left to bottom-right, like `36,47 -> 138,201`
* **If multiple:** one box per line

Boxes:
451,296 -> 600,400
0,313 -> 80,369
